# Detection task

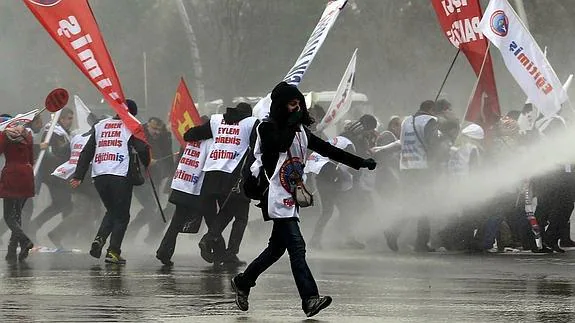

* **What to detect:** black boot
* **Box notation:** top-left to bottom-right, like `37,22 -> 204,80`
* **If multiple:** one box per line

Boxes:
303,295 -> 333,317
155,251 -> 174,267
231,275 -> 250,311
559,224 -> 575,248
18,240 -> 33,262
198,235 -> 214,264
5,240 -> 17,262
222,251 -> 246,267
90,236 -> 105,259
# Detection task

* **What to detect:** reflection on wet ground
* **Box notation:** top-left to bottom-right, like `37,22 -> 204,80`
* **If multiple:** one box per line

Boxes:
0,251 -> 574,322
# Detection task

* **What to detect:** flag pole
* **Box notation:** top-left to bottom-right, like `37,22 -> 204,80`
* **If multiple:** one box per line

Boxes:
461,43 -> 491,127
435,48 -> 461,102
143,52 -> 148,113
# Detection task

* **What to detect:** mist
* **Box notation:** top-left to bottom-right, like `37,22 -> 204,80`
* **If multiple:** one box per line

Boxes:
1,0 -> 574,251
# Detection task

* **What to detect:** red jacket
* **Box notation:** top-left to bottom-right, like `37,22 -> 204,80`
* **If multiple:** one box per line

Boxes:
0,131 -> 35,198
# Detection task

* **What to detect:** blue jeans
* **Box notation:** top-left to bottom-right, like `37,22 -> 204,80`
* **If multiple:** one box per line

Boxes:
238,219 -> 319,300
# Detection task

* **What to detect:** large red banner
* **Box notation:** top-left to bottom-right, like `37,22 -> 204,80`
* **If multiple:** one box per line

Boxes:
170,78 -> 201,146
431,0 -> 501,127
23,0 -> 146,142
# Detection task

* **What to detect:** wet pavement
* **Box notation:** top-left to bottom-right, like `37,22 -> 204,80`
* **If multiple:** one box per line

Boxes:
0,248 -> 574,322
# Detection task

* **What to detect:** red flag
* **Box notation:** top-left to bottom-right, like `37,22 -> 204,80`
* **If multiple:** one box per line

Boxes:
430,0 -> 501,127
23,0 -> 146,142
170,78 -> 201,146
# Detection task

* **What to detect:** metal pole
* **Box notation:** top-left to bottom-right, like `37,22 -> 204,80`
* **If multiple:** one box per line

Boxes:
435,48 -> 461,102
143,52 -> 148,113
514,0 -> 530,30
146,168 -> 166,223
176,0 -> 206,112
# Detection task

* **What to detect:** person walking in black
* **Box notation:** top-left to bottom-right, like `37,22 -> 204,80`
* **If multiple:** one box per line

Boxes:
183,103 -> 259,266
230,82 -> 376,317
71,100 -> 150,264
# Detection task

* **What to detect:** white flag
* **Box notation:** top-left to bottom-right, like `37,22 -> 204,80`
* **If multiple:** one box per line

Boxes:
316,49 -> 357,132
0,109 -> 39,131
479,0 -> 567,117
73,95 -> 92,135
254,0 -> 348,119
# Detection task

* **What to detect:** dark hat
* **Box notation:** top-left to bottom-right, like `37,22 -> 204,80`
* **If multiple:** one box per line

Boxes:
235,102 -> 252,115
358,114 -> 378,131
126,99 -> 138,116
200,115 -> 210,124
506,110 -> 521,121
269,82 -> 307,123
271,82 -> 305,105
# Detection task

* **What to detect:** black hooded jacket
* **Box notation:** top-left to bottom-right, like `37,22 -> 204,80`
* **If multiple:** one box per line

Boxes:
259,82 -> 365,182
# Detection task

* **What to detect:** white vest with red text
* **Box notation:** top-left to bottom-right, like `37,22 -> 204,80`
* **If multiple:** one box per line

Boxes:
171,139 -> 212,196
91,119 -> 132,178
400,115 -> 437,170
202,114 -> 257,173
304,136 -> 354,174
268,126 -> 308,219
51,133 -> 90,180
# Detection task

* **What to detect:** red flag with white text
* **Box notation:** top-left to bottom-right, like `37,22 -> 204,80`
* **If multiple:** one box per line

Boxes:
23,0 -> 146,142
170,78 -> 201,146
431,0 -> 501,127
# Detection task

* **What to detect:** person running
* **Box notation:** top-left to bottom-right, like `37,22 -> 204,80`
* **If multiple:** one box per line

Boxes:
30,108 -> 74,244
230,82 -> 376,317
71,100 -> 150,264
183,102 -> 259,266
156,116 -> 211,266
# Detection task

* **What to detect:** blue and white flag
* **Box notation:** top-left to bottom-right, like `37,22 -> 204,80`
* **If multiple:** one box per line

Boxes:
254,0 -> 348,119
479,0 -> 568,117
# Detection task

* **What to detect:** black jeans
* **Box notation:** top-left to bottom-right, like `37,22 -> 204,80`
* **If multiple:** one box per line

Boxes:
237,219 -> 319,301
203,193 -> 250,257
535,173 -> 573,245
30,178 -> 73,236
94,175 -> 133,254
3,198 -> 32,247
157,204 -> 202,259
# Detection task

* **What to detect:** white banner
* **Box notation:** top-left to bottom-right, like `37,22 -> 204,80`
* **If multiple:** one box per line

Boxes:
73,95 -> 93,135
254,0 -> 348,119
0,109 -> 39,131
316,48 -> 357,131
479,0 -> 567,117
51,133 -> 90,180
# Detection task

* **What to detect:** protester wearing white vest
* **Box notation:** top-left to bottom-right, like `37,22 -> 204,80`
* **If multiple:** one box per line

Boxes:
337,114 -> 380,249
183,102 -> 259,267
71,99 -> 150,265
231,82 -> 376,318
156,116 -> 212,267
440,123 -> 484,251
49,113 -> 103,246
29,107 -> 74,246
305,135 -> 356,249
385,100 -> 442,253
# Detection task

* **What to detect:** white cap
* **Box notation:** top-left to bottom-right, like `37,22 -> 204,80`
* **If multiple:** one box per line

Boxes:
461,123 -> 484,140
